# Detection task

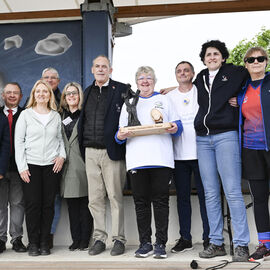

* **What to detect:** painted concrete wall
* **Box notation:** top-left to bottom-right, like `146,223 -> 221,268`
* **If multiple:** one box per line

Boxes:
18,194 -> 258,247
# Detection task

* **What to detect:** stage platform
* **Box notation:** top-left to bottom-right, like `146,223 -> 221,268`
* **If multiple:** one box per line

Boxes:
0,243 -> 269,270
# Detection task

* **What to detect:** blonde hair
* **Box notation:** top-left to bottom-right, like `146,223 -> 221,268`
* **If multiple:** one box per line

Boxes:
59,82 -> 83,113
135,66 -> 157,84
26,80 -> 57,110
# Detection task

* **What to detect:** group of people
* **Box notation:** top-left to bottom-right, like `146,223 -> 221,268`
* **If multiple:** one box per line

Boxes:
0,41 -> 269,262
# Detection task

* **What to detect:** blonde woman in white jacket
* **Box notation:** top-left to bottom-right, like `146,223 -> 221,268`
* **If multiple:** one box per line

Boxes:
15,80 -> 66,256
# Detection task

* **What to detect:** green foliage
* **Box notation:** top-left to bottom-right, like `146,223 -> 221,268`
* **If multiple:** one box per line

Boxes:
227,27 -> 270,71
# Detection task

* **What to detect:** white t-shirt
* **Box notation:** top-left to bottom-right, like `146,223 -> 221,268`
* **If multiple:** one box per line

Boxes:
32,109 -> 51,126
119,92 -> 178,171
167,85 -> 198,160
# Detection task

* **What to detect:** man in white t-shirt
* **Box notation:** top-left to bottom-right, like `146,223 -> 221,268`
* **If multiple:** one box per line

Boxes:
166,61 -> 209,253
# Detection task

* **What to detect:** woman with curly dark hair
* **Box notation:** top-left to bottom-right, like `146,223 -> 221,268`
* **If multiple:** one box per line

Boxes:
194,40 -> 250,261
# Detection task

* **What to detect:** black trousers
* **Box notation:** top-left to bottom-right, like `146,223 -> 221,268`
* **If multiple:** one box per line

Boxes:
129,167 -> 172,245
249,179 -> 270,233
66,196 -> 93,245
22,164 -> 59,245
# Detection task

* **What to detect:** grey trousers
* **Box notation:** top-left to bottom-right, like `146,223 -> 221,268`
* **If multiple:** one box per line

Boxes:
0,171 -> 24,243
85,148 -> 126,244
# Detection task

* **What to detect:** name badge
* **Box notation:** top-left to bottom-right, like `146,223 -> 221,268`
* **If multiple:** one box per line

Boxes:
62,117 -> 72,126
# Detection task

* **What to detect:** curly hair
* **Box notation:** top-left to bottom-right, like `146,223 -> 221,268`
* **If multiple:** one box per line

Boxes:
199,40 -> 229,63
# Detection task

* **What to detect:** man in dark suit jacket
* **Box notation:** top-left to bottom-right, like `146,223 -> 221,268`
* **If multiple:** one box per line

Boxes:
78,55 -> 127,256
0,114 -> 10,187
0,82 -> 26,253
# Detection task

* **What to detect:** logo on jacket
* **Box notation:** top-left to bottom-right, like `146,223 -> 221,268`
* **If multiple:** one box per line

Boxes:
222,75 -> 228,82
154,101 -> 164,109
243,96 -> 248,104
115,103 -> 121,113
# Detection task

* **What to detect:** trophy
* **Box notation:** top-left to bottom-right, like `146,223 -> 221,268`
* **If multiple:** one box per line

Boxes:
120,85 -> 172,137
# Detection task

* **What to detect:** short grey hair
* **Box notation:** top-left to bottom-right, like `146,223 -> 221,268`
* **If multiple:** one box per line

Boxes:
135,66 -> 157,84
42,67 -> 60,79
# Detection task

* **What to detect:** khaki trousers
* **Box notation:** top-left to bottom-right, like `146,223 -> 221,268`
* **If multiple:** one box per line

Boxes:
85,148 -> 126,244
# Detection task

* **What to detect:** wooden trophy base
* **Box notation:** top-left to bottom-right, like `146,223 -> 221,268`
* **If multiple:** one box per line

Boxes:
120,122 -> 172,137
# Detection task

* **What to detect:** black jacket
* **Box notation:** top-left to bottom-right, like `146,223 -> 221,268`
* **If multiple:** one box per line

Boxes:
78,79 -> 127,161
194,63 -> 248,136
0,113 -> 10,175
0,106 -> 23,171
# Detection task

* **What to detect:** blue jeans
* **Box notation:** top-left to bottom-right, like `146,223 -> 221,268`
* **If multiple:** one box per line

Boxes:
174,160 -> 209,241
196,131 -> 249,247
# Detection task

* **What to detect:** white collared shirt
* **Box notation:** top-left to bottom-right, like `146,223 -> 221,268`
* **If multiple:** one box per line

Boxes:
3,106 -> 18,117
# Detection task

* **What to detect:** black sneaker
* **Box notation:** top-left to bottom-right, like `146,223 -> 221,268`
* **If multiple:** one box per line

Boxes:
12,238 -> 27,253
28,243 -> 40,256
232,245 -> 249,262
171,237 -> 193,253
88,240 -> 106,255
249,244 -> 270,262
0,240 -> 6,253
40,242 -> 50,256
69,241 -> 80,251
199,243 -> 226,258
110,240 -> 125,256
79,241 -> 89,251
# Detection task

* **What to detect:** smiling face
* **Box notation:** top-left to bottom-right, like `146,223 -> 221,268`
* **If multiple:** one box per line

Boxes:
136,72 -> 155,97
204,47 -> 225,71
175,63 -> 194,85
245,51 -> 267,80
34,83 -> 51,105
42,70 -> 60,91
91,56 -> 112,87
2,84 -> 22,108
65,85 -> 79,108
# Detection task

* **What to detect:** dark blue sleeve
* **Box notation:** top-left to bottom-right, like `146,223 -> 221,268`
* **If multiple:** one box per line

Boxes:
0,116 -> 10,175
171,120 -> 183,137
115,130 -> 127,145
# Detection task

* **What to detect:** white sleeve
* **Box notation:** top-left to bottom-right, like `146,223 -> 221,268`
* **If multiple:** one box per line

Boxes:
14,111 -> 28,173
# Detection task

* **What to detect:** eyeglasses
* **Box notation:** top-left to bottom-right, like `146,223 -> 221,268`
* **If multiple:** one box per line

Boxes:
43,76 -> 58,80
244,56 -> 267,64
137,76 -> 153,81
65,91 -> 78,96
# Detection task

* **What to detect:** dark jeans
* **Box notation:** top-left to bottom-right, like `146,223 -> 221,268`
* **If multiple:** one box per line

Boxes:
66,196 -> 93,244
129,167 -> 172,245
22,164 -> 59,245
174,160 -> 209,241
249,179 -> 270,233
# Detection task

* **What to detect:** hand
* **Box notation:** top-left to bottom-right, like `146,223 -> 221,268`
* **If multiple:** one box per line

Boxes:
20,170 -> 31,183
0,175 -> 3,180
52,156 -> 65,173
117,128 -> 131,140
160,86 -> 176,95
228,97 -> 238,107
166,122 -> 178,134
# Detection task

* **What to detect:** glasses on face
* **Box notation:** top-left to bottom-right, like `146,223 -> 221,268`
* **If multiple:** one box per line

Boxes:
43,76 -> 58,80
65,91 -> 79,96
137,76 -> 153,81
244,56 -> 267,64
4,91 -> 21,96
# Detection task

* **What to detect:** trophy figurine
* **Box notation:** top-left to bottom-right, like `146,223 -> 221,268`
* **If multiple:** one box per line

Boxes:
120,85 -> 172,137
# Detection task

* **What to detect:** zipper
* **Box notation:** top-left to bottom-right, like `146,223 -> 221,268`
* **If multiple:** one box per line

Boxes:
259,82 -> 268,151
93,88 -> 101,141
203,75 -> 211,135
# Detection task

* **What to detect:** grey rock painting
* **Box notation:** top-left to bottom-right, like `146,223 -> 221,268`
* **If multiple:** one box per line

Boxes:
4,35 -> 23,50
35,33 -> 72,56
